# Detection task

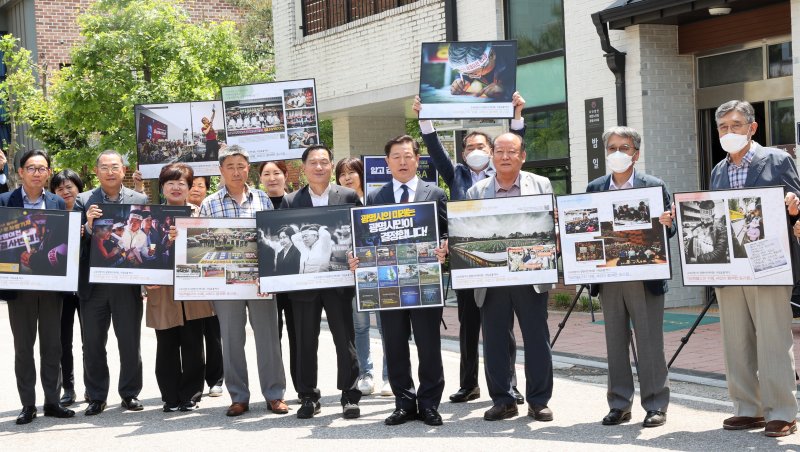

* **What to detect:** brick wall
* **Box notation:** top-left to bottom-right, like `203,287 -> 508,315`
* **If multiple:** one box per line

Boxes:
33,0 -> 243,73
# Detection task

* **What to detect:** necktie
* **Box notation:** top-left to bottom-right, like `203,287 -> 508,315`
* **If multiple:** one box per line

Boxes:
400,184 -> 409,203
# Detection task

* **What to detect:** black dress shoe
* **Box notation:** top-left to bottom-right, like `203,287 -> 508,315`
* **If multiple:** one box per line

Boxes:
602,408 -> 631,425
121,397 -> 143,411
297,398 -> 321,419
385,408 -> 417,425
484,403 -> 518,421
511,386 -> 524,405
449,387 -> 480,403
44,404 -> 75,418
85,400 -> 106,416
643,410 -> 666,427
420,407 -> 443,426
60,389 -> 76,407
16,406 -> 37,425
528,404 -> 554,422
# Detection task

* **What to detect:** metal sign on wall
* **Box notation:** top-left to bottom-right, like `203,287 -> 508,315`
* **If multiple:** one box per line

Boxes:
585,98 -> 605,181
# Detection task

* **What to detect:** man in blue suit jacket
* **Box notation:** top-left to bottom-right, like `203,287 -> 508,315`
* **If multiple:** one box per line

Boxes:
0,149 -> 74,424
414,93 -> 526,404
366,135 -> 448,427
710,100 -> 800,438
586,127 -> 675,429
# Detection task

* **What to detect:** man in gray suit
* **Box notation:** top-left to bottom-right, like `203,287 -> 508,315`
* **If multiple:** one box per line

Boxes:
467,133 -> 555,422
710,100 -> 800,438
586,126 -> 675,428
74,150 -> 149,416
280,144 -> 361,420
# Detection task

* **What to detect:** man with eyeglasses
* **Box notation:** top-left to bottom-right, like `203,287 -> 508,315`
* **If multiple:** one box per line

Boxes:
585,127 -> 675,429
709,100 -> 800,437
74,150 -> 149,416
466,133 -> 555,423
279,144 -> 361,420
0,149 -> 75,424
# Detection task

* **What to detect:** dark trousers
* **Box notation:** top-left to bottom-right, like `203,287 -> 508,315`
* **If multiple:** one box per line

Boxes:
203,316 -> 224,387
481,286 -> 552,406
379,307 -> 444,411
8,292 -> 63,406
277,293 -> 298,393
81,285 -> 143,402
60,292 -> 81,391
154,318 -> 206,405
291,290 -> 360,405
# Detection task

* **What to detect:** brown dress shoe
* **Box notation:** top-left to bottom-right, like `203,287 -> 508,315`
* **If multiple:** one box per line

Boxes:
765,420 -> 797,437
268,399 -> 289,414
723,416 -> 766,430
226,402 -> 249,417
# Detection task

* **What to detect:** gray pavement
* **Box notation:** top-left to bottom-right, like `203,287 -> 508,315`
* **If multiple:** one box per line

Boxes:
0,301 -> 798,451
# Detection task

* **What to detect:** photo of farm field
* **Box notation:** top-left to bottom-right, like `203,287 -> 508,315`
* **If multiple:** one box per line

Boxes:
448,211 -> 555,270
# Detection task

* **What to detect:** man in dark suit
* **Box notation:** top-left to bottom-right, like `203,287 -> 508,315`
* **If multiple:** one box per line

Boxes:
413,93 -> 526,404
367,135 -> 448,426
74,150 -> 149,416
710,100 -> 800,437
586,126 -> 675,429
280,144 -> 362,419
0,149 -> 74,424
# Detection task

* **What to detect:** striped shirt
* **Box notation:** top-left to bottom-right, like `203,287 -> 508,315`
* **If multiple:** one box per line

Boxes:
727,146 -> 755,189
199,185 -> 273,218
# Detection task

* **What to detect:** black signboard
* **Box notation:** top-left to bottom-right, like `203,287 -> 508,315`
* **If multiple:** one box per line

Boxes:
585,98 -> 605,181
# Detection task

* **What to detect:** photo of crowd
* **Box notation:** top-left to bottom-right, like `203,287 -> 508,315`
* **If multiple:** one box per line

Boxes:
285,108 -> 316,128
283,87 -> 315,109
564,208 -> 600,234
0,208 -> 71,276
224,97 -> 285,137
597,219 -> 668,267
507,245 -> 557,272
729,197 -> 764,259
574,240 -> 605,263
612,199 -> 651,231
678,199 -> 730,265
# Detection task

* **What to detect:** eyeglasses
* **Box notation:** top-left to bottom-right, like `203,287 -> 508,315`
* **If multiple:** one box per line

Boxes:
24,166 -> 49,175
98,165 -> 122,174
717,122 -> 751,134
493,150 -> 520,157
606,145 -> 637,154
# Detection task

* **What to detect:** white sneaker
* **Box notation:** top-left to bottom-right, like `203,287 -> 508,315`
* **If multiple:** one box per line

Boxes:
209,385 -> 223,397
380,382 -> 393,397
357,375 -> 374,395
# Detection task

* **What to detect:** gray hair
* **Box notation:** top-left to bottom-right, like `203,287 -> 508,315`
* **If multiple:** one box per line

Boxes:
218,144 -> 250,165
715,100 -> 755,126
95,149 -> 124,166
602,126 -> 641,150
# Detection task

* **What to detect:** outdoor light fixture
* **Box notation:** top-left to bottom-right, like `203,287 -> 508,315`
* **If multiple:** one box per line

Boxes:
708,7 -> 732,15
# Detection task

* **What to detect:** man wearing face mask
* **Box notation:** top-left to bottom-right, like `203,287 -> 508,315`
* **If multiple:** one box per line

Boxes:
709,100 -> 800,438
411,92 -> 526,405
586,126 -> 675,429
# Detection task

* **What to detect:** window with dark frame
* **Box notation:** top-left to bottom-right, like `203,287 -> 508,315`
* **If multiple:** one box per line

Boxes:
302,0 -> 418,35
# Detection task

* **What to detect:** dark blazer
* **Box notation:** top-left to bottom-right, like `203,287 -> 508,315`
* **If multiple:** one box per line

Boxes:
586,170 -> 676,296
0,187 -> 66,300
275,245 -> 301,276
280,184 -> 361,301
74,186 -> 149,300
366,178 -> 448,238
710,142 -> 800,282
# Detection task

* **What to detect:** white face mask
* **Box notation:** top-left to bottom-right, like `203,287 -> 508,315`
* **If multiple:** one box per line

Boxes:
606,151 -> 633,174
465,150 -> 490,170
719,132 -> 750,154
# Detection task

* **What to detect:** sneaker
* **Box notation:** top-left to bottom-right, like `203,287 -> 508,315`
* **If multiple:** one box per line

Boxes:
297,398 -> 321,419
357,374 -> 375,395
208,385 -> 223,397
343,402 -> 360,419
380,382 -> 393,397
163,403 -> 180,413
179,401 -> 198,412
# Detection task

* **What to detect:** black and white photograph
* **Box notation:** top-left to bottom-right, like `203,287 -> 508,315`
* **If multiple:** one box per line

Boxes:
0,207 -> 81,291
612,199 -> 651,231
674,187 -> 793,286
256,204 -> 354,293
564,208 -> 600,234
89,204 -> 190,285
447,195 -> 557,289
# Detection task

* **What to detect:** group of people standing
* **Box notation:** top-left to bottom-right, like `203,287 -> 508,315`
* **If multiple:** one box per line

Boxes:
0,95 -> 797,439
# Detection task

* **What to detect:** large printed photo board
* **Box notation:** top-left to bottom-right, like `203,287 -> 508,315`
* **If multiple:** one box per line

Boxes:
418,40 -> 517,119
557,186 -> 671,285
0,207 -> 80,292
256,204 -> 354,293
447,194 -> 558,289
351,201 -> 443,312
222,79 -> 319,162
674,186 -> 793,286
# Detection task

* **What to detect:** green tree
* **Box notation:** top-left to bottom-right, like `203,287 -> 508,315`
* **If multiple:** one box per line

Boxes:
29,0 -> 261,180
227,0 -> 274,76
